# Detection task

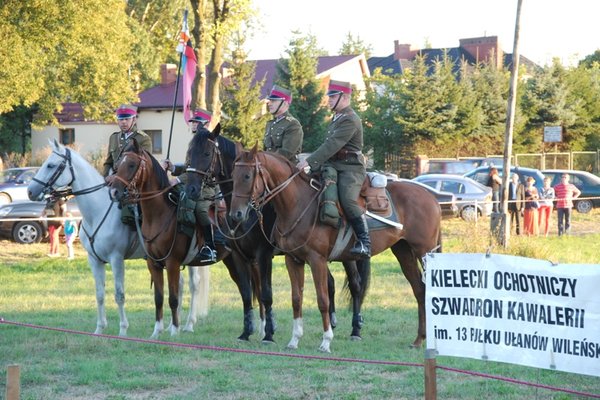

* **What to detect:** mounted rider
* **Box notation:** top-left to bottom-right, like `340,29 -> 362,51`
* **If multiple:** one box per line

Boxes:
163,108 -> 218,264
264,85 -> 304,163
295,80 -> 370,258
103,104 -> 152,178
103,104 -> 152,228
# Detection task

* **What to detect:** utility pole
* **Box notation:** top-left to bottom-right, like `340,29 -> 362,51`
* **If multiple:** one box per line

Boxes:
500,0 -> 524,248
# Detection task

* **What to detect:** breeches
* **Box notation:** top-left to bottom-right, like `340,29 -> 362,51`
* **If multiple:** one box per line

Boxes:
337,169 -> 366,220
194,185 -> 215,226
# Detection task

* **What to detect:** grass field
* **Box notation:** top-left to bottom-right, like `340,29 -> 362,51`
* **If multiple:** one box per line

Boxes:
1,212 -> 599,399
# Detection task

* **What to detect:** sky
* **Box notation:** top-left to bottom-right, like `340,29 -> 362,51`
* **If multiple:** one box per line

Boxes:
246,0 -> 599,67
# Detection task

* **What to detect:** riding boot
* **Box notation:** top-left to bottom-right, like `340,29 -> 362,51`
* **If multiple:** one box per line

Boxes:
197,224 -> 217,263
349,215 -> 371,259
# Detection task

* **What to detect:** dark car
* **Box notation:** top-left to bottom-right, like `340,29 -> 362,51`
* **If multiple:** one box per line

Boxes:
0,167 -> 40,205
0,199 -> 80,244
396,178 -> 458,220
464,166 -> 545,195
542,169 -> 600,214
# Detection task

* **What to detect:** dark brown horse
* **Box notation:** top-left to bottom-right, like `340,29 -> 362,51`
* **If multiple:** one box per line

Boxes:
108,139 -> 259,340
184,126 -> 368,344
230,146 -> 442,352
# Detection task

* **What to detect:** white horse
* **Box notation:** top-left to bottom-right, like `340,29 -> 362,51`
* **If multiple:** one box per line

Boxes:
28,140 -> 209,336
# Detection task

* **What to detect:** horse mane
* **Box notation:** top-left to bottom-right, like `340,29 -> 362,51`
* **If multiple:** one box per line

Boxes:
123,140 -> 171,189
188,127 -> 237,163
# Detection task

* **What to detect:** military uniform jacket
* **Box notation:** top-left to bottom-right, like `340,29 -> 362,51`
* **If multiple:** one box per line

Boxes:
306,106 -> 365,172
263,111 -> 304,162
103,130 -> 152,176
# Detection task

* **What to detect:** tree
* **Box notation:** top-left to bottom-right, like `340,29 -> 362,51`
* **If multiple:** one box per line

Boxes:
339,32 -> 373,58
276,31 -> 328,152
519,59 -> 578,152
125,0 -> 187,90
221,44 -> 268,147
189,0 -> 255,118
0,0 -> 138,154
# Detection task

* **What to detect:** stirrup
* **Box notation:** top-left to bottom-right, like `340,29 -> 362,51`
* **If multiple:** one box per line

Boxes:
350,242 -> 371,258
197,245 -> 217,263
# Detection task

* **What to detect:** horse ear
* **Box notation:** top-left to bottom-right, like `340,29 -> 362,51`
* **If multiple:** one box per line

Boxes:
51,138 -> 60,150
249,142 -> 259,157
234,141 -> 244,156
212,123 -> 221,138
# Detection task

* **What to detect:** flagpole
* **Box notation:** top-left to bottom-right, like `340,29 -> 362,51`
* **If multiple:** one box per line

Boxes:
167,49 -> 183,160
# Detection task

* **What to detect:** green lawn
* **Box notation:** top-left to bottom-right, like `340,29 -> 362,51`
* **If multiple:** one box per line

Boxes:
1,214 -> 599,399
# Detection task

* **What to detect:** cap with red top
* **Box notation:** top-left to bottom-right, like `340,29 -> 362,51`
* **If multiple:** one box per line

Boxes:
115,104 -> 138,120
188,108 -> 212,123
267,85 -> 292,103
326,80 -> 352,96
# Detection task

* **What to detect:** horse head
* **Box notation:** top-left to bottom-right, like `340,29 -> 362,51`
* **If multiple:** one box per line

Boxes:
185,123 -> 221,201
229,143 -> 267,223
28,139 -> 75,201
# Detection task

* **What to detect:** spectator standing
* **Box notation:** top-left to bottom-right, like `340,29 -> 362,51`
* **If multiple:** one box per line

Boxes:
523,177 -> 539,236
486,167 -> 502,213
45,196 -> 66,257
64,212 -> 78,260
538,176 -> 555,237
554,173 -> 581,236
506,173 -> 524,235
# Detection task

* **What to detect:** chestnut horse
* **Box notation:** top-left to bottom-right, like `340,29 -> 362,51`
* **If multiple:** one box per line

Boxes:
184,126 -> 367,343
230,146 -> 442,352
109,139 -> 258,340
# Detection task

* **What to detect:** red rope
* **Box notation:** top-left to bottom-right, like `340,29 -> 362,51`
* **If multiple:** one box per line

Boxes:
1,317 -> 598,398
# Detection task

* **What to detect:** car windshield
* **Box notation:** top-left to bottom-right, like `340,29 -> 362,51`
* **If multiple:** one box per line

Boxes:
0,169 -> 35,184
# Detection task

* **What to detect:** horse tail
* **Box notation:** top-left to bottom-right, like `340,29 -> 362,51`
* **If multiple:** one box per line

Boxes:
342,258 -> 371,309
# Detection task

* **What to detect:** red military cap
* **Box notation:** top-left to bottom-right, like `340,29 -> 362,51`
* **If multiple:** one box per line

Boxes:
267,85 -> 292,103
326,80 -> 352,96
115,104 -> 138,120
188,108 -> 212,123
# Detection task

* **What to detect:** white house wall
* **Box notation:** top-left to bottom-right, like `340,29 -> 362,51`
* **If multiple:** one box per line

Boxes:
32,110 -> 193,163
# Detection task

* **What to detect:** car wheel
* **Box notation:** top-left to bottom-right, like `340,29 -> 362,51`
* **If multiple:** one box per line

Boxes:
460,206 -> 478,222
575,199 -> 593,214
0,192 -> 11,205
13,221 -> 44,244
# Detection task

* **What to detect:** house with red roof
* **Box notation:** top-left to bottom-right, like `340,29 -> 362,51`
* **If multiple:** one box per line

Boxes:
32,54 -> 369,163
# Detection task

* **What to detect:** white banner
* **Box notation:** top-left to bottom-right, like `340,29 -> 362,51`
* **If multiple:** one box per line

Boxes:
425,253 -> 600,377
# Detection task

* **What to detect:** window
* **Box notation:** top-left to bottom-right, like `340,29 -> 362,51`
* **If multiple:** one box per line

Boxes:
59,128 -> 75,145
145,130 -> 162,154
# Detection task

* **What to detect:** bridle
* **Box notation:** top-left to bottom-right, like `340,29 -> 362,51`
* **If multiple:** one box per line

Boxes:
111,150 -> 171,203
185,137 -> 227,187
32,148 -> 106,197
233,153 -> 321,244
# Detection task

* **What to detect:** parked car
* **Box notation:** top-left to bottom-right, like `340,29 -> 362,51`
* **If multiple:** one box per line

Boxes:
0,199 -> 80,244
418,159 -> 479,176
0,167 -> 40,205
541,169 -> 600,213
413,174 -> 493,221
464,166 -> 545,195
395,178 -> 459,220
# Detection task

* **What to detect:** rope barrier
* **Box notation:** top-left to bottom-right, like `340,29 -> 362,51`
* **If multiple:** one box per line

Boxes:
1,317 -> 598,398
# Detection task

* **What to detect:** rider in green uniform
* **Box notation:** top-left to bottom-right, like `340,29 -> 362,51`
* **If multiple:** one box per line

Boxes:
103,104 -> 152,178
264,85 -> 304,163
164,109 -> 218,264
296,80 -> 370,258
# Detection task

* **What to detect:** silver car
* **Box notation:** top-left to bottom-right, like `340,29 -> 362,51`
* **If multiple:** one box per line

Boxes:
0,167 -> 40,205
413,174 -> 493,221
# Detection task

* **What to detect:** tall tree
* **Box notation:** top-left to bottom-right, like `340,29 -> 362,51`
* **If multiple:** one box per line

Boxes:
276,31 -> 328,152
519,59 -> 578,152
339,32 -> 373,58
221,43 -> 267,147
0,0 -> 137,154
189,0 -> 255,118
125,0 -> 187,90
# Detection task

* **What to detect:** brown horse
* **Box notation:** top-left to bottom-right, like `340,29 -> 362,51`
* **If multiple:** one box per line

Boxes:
230,146 -> 442,352
108,139 -> 252,339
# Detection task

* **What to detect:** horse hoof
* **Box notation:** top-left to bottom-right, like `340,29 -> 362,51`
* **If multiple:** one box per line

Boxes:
318,346 -> 331,353
350,335 -> 362,341
237,334 -> 251,342
261,339 -> 275,345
